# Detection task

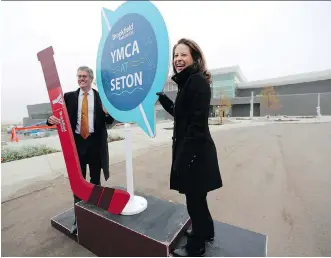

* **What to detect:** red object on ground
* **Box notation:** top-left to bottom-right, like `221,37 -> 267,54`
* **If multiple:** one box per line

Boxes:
10,125 -> 57,142
11,128 -> 18,142
37,46 -> 129,214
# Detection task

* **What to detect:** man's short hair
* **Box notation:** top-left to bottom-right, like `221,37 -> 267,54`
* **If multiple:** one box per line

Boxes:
77,66 -> 94,80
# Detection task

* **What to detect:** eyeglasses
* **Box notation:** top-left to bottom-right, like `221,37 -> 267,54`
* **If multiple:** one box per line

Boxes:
77,75 -> 89,79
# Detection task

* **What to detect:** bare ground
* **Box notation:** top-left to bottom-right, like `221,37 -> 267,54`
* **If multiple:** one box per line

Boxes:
2,123 -> 331,256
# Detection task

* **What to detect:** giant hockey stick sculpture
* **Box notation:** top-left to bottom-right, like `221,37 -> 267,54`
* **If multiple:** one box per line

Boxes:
37,46 -> 130,214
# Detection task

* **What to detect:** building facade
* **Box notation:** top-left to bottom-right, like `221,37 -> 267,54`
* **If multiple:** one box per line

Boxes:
210,66 -> 247,99
160,66 -> 247,119
235,69 -> 331,117
23,103 -> 52,126
159,66 -> 331,118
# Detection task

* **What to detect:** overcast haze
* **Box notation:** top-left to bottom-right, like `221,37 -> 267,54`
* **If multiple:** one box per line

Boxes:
1,1 -> 331,123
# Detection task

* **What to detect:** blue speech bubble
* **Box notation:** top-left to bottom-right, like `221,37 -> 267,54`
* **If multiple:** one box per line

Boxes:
96,1 -> 170,137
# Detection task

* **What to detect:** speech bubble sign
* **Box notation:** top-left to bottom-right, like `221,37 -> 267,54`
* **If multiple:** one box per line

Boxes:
96,1 -> 170,137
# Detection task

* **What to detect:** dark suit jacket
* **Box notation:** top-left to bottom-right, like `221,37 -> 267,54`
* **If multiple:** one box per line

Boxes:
47,88 -> 114,181
158,65 -> 222,194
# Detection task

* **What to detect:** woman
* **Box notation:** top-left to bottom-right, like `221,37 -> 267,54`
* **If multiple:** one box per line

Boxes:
157,38 -> 223,257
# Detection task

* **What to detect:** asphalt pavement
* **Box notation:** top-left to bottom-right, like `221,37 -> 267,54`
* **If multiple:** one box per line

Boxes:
2,123 -> 331,256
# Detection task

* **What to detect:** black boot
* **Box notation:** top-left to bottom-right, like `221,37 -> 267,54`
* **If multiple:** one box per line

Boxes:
185,228 -> 214,242
172,246 -> 205,257
70,222 -> 77,235
70,195 -> 80,235
69,215 -> 77,235
172,237 -> 205,257
184,228 -> 193,237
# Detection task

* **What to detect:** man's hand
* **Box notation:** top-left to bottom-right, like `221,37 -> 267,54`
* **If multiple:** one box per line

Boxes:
48,115 -> 60,125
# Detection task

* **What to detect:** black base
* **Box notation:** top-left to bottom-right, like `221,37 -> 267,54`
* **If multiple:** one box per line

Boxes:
175,221 -> 267,257
51,193 -> 267,257
50,207 -> 77,242
75,193 -> 191,256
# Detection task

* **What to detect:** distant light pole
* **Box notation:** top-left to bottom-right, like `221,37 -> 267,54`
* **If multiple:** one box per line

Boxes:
316,93 -> 321,118
250,91 -> 254,119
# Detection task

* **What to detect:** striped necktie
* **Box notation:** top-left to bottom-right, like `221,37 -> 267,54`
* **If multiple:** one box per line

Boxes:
80,92 -> 89,139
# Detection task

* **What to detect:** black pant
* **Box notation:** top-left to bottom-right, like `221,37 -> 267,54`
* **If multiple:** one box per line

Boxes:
185,192 -> 214,244
73,133 -> 102,204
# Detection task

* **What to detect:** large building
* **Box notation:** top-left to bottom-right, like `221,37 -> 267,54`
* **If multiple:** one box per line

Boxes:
234,69 -> 331,117
157,66 -> 247,120
23,103 -> 52,126
157,66 -> 331,119
24,66 -> 331,126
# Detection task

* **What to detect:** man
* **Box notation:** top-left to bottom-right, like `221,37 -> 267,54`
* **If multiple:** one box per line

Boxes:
47,66 -> 114,233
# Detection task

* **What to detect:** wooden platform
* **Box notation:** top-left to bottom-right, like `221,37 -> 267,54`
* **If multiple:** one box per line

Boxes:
51,207 -> 77,242
51,191 -> 267,257
176,220 -> 267,257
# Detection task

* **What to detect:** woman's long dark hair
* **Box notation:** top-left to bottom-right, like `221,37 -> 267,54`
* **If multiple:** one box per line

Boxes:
172,38 -> 212,84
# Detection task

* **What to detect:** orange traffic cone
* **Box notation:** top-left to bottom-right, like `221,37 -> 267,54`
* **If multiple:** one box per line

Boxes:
11,128 -> 18,142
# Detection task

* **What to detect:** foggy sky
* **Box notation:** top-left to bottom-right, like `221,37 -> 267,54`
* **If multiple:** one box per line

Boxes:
1,1 -> 331,123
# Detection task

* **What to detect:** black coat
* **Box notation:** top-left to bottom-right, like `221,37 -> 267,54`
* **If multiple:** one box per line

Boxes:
158,65 -> 223,194
47,88 -> 114,181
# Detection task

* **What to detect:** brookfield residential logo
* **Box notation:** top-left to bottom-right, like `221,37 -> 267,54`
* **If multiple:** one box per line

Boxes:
52,93 -> 64,105
112,23 -> 134,40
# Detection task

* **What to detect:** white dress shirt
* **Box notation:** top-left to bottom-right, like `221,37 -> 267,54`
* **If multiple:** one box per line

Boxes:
75,88 -> 95,134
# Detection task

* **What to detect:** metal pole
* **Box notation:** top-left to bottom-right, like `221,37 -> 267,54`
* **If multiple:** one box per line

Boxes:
317,93 -> 321,118
124,123 -> 134,196
250,91 -> 254,119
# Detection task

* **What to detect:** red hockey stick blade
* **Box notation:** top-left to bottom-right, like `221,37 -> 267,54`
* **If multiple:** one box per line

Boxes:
108,189 -> 130,214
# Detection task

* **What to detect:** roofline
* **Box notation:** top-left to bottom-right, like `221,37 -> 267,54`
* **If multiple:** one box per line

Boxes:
237,69 -> 331,89
210,65 -> 247,82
